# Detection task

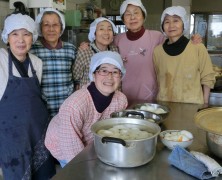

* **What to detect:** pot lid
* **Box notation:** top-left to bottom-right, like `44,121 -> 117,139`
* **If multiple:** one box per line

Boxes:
194,107 -> 222,135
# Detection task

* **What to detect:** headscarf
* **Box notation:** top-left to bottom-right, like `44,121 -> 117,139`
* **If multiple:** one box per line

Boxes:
161,6 -> 189,36
35,8 -> 65,37
1,13 -> 38,44
120,0 -> 147,20
88,17 -> 117,42
89,51 -> 126,81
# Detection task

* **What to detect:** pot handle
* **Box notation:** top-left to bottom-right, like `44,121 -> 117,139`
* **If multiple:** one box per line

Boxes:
125,111 -> 145,119
102,137 -> 126,146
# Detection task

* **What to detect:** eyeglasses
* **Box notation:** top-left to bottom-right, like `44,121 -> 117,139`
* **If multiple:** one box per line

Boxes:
96,69 -> 121,78
42,23 -> 61,29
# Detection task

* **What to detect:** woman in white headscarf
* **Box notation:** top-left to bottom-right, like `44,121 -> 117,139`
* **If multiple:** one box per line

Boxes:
30,8 -> 77,119
45,51 -> 128,168
114,0 -> 165,106
0,13 -> 55,179
114,0 -> 202,106
73,17 -> 118,90
153,6 -> 215,104
80,1 -> 201,106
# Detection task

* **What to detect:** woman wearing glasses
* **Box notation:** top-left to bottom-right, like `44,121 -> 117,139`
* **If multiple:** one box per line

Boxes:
73,17 -> 118,90
30,8 -> 77,119
45,51 -> 128,168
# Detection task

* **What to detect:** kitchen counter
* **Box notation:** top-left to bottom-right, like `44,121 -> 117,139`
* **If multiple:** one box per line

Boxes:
52,102 -> 222,180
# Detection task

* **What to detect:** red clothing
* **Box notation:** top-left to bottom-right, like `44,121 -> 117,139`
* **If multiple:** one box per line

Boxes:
114,30 -> 165,105
45,86 -> 128,163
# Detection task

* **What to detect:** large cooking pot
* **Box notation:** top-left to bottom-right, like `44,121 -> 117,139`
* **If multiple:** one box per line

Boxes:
111,109 -> 163,124
194,107 -> 222,158
91,117 -> 161,168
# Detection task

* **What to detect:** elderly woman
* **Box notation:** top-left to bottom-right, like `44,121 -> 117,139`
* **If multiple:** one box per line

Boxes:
153,6 -> 215,104
30,8 -> 77,119
0,13 -> 55,179
114,0 -> 202,106
114,0 -> 165,106
73,17 -> 118,90
45,51 -> 128,167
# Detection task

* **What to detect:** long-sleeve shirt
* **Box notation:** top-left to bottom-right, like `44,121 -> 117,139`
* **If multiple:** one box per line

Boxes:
114,30 -> 165,106
30,40 -> 77,118
153,41 -> 215,104
44,86 -> 128,163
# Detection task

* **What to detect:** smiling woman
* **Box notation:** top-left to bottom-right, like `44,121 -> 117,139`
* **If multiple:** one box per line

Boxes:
153,6 -> 215,104
0,13 -> 56,179
44,51 -> 128,168
30,8 -> 77,119
73,17 -> 118,90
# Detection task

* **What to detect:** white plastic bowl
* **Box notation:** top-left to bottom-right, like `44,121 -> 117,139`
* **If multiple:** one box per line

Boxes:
159,130 -> 193,150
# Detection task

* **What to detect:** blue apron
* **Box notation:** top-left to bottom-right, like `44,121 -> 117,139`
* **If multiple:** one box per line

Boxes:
0,52 -> 55,179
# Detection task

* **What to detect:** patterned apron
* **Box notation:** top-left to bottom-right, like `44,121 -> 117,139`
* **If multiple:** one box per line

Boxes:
0,52 -> 55,179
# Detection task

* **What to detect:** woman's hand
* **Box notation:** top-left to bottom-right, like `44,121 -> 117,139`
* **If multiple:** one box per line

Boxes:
79,41 -> 90,51
191,33 -> 202,44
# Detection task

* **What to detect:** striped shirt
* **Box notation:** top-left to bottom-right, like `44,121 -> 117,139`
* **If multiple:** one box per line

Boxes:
45,85 -> 128,163
30,40 -> 77,118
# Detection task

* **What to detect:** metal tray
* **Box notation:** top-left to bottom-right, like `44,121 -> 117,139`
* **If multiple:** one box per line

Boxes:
194,107 -> 222,135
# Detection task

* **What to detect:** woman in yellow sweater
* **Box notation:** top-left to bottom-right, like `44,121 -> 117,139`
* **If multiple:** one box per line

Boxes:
153,6 -> 215,104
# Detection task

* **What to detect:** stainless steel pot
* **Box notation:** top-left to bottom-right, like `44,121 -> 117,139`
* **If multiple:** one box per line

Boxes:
91,117 -> 161,168
206,132 -> 222,158
133,103 -> 170,119
111,109 -> 163,124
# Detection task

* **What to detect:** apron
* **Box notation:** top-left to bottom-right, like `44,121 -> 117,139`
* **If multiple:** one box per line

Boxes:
0,52 -> 55,180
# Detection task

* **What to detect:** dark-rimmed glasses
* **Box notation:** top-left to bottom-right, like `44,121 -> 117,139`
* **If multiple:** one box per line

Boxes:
96,69 -> 121,78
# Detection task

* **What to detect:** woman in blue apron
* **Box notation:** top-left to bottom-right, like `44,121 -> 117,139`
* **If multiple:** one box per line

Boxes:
0,13 -> 56,179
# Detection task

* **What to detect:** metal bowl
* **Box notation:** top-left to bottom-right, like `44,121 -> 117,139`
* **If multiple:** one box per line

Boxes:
194,107 -> 222,158
206,132 -> 222,158
133,103 -> 170,119
111,109 -> 163,124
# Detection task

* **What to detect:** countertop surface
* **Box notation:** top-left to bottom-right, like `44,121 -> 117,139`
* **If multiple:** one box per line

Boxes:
52,102 -> 222,180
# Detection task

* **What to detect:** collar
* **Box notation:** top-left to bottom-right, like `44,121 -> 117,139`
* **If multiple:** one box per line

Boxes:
87,82 -> 114,113
9,48 -> 30,77
90,42 -> 110,53
126,26 -> 145,41
41,38 -> 63,50
163,35 -> 189,56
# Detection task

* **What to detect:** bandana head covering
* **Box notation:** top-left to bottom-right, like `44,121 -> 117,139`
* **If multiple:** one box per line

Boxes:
1,13 -> 38,44
88,17 -> 117,42
120,0 -> 147,20
35,8 -> 65,37
89,51 -> 126,81
161,6 -> 189,36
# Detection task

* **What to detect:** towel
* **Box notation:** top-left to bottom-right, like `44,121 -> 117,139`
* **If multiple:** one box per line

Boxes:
191,151 -> 222,177
168,146 -> 215,179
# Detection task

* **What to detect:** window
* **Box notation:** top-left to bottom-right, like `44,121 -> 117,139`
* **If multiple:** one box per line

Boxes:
192,14 -> 222,53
